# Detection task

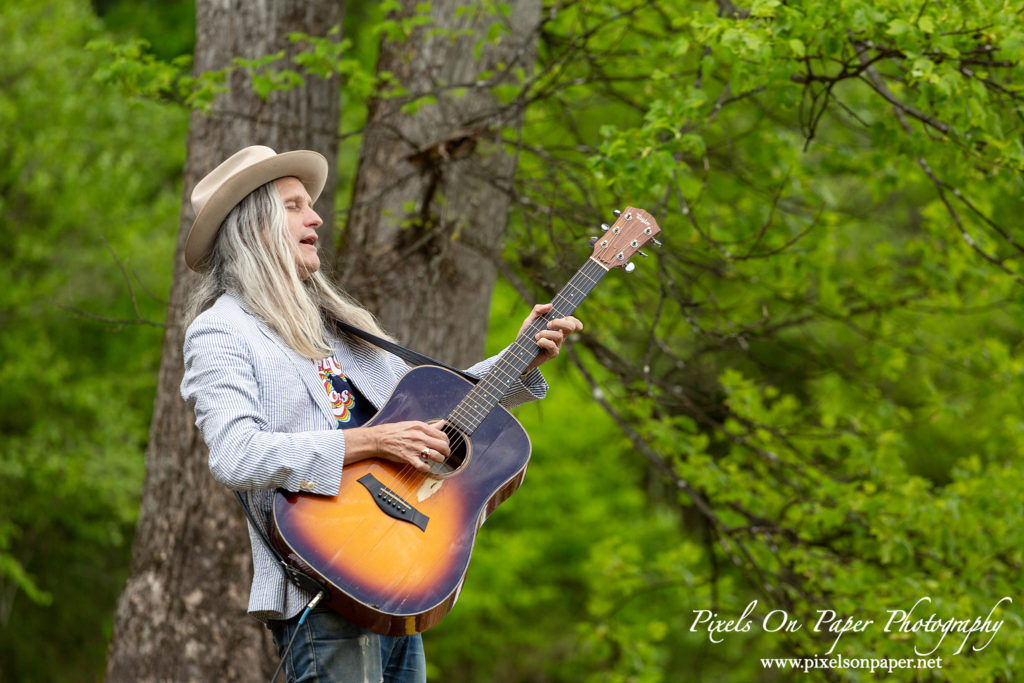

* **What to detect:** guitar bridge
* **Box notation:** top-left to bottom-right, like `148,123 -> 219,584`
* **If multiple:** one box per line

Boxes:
357,473 -> 429,532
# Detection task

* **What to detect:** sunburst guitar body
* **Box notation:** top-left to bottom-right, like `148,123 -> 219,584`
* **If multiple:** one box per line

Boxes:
272,365 -> 530,636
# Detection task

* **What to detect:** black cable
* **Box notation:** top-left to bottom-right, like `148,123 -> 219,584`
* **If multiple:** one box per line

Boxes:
270,591 -> 325,683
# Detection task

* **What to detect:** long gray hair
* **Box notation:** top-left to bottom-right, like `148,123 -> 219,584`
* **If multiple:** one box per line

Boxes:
185,180 -> 391,358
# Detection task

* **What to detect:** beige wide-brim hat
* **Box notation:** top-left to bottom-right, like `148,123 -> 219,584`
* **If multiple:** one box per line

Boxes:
185,145 -> 328,271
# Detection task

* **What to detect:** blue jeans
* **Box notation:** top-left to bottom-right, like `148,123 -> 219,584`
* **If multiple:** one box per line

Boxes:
267,607 -> 426,682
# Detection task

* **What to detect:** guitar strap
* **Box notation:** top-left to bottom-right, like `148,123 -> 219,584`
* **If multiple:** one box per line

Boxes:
234,491 -> 327,596
333,319 -> 480,385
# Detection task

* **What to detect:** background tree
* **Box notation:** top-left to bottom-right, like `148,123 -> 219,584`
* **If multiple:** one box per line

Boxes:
104,0 -> 341,679
338,0 -> 542,366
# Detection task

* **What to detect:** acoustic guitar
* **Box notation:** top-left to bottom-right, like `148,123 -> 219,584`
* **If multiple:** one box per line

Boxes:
271,207 -> 661,636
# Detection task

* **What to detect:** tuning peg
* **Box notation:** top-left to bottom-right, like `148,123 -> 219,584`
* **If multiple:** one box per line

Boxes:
652,238 -> 662,247
624,262 -> 636,273
637,251 -> 648,258
601,223 -> 611,232
613,210 -> 621,217
588,236 -> 598,246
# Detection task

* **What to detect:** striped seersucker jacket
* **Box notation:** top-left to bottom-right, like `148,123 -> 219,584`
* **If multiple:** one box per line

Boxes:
180,291 -> 548,622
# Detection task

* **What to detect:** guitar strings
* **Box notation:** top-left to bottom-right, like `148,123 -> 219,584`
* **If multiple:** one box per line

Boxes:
388,259 -> 606,491
434,257 -> 605,460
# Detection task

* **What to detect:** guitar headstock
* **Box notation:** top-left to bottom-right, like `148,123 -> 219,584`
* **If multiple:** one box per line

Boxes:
590,207 -> 662,270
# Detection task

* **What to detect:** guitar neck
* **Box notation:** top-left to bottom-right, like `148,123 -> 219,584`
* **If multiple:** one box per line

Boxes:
447,257 -> 609,435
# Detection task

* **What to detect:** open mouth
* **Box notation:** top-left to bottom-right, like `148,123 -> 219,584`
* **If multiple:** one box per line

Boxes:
300,234 -> 318,247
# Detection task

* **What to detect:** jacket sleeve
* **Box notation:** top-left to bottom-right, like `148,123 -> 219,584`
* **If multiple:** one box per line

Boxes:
465,351 -> 549,409
180,318 -> 346,496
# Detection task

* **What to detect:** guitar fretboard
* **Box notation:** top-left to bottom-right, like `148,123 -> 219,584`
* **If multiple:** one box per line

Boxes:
447,257 -> 608,435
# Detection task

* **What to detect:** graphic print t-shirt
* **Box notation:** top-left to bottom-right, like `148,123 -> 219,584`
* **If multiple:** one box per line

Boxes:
314,356 -> 375,429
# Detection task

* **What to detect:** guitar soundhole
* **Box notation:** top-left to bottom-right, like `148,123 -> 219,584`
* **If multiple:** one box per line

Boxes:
427,422 -> 470,477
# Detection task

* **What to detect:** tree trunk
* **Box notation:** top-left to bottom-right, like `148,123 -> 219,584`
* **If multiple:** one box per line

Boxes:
105,1 -> 341,680
337,0 -> 542,366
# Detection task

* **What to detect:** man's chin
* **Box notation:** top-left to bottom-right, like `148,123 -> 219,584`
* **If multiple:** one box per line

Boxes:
297,260 -> 320,281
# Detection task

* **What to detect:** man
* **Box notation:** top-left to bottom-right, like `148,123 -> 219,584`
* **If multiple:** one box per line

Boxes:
179,146 -> 582,682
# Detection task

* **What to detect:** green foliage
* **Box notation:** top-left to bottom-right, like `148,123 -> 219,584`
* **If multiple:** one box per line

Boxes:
482,0 -> 1024,680
87,23 -> 383,111
92,0 -> 195,59
86,37 -> 197,103
288,27 -> 380,102
0,0 -> 185,679
376,0 -> 435,43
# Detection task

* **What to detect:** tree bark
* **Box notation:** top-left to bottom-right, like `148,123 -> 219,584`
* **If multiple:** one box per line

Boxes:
105,1 -> 341,680
337,0 -> 542,367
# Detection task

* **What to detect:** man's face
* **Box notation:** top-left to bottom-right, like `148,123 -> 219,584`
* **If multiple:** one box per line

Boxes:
274,176 -> 323,280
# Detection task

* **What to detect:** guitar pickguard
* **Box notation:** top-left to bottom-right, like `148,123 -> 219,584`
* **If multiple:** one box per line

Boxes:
416,477 -> 444,502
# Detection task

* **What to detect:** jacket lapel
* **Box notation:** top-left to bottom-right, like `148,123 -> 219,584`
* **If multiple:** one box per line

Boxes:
331,338 -> 391,411
235,300 -> 335,425
280,337 -> 336,424
222,292 -> 389,422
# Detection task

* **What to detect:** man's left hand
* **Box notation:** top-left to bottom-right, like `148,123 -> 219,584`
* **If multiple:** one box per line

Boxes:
518,303 -> 583,373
